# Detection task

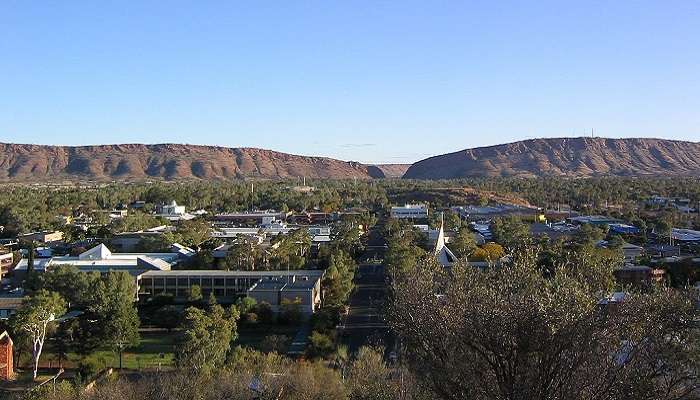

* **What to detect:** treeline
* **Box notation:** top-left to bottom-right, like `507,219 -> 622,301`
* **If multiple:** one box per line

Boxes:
389,177 -> 700,209
0,180 -> 390,237
454,176 -> 700,210
2,177 -> 700,237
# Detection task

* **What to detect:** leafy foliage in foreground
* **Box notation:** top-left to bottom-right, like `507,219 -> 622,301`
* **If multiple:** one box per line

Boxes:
389,249 -> 699,400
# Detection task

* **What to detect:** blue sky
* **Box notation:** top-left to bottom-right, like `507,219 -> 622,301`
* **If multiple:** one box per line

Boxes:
1,1 -> 699,164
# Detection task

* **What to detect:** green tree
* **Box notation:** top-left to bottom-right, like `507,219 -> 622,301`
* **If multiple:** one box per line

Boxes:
176,304 -> 240,373
167,219 -> 211,250
259,334 -> 290,354
322,250 -> 356,306
330,221 -> 364,257
92,271 -> 141,369
389,252 -> 698,400
11,290 -> 66,379
450,227 -> 478,260
574,224 -> 606,246
348,346 -> 399,400
113,211 -> 162,233
279,297 -> 303,325
235,296 -> 257,315
491,216 -> 532,251
220,237 -> 261,271
307,330 -> 335,359
188,284 -> 203,303
41,265 -> 100,308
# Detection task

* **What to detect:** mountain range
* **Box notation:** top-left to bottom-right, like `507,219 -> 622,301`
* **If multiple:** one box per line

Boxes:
0,143 -> 403,181
403,137 -> 700,179
0,138 -> 697,181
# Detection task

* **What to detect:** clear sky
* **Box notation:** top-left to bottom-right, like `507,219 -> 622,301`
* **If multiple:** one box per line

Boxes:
1,1 -> 699,164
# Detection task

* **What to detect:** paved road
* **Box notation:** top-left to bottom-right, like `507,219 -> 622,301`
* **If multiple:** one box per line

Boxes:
339,262 -> 393,353
337,221 -> 395,353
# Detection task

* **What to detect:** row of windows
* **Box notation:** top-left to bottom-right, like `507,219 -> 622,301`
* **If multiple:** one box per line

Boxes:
140,277 -> 258,288
142,287 -> 235,297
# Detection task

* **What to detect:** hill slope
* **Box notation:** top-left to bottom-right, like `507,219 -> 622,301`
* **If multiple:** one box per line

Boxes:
366,164 -> 411,179
0,143 -> 377,181
403,137 -> 700,179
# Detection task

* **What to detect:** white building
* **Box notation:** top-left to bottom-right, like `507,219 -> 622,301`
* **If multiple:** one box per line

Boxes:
155,201 -> 195,222
390,204 -> 429,219
13,243 -> 191,278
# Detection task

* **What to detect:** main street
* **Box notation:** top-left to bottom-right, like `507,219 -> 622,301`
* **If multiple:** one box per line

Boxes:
338,222 -> 393,353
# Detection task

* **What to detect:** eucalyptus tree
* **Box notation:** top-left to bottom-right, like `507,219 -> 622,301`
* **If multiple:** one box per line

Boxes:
389,249 -> 698,400
12,290 -> 66,379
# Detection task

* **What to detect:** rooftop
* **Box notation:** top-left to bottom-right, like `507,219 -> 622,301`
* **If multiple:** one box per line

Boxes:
15,243 -> 179,272
139,269 -> 324,278
248,275 -> 320,291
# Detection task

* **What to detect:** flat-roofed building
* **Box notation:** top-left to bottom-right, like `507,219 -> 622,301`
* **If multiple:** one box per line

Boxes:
14,244 -> 183,279
18,230 -> 64,244
390,204 -> 428,219
137,269 -> 323,312
614,265 -> 665,287
0,251 -> 13,280
247,275 -> 322,315
566,215 -> 621,227
214,211 -> 289,225
0,297 -> 22,320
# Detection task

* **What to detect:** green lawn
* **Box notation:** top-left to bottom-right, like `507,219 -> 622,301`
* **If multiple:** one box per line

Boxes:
236,323 -> 299,349
73,332 -> 179,370
30,324 -> 302,372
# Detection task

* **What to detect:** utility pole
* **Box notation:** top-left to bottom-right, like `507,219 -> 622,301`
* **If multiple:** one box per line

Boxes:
250,182 -> 254,211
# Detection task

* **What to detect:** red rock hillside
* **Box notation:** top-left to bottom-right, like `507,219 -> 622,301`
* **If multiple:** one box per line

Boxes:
403,137 -> 700,179
0,143 -> 381,181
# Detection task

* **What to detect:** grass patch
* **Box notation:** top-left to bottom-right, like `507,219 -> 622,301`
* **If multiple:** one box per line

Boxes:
235,323 -> 300,350
31,325 -> 303,372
